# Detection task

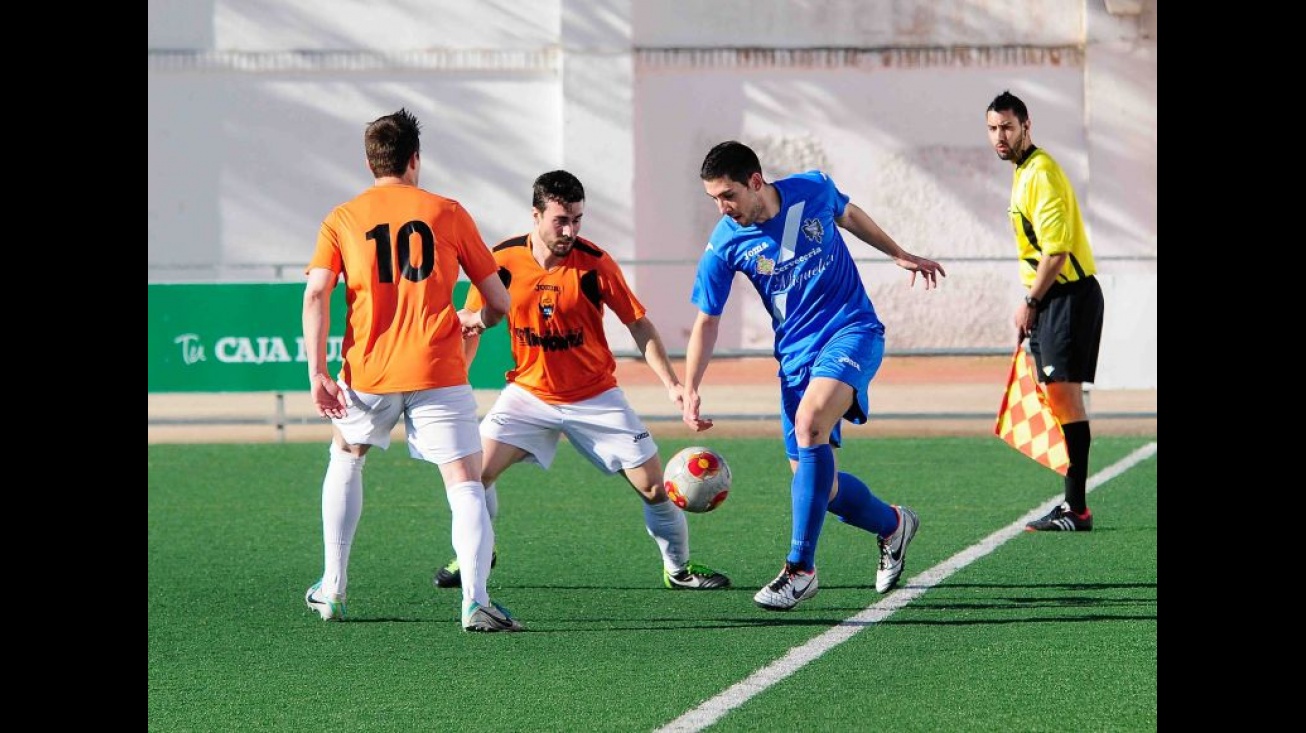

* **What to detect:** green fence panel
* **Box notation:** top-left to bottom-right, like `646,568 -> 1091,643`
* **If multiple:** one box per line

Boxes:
147,282 -> 513,393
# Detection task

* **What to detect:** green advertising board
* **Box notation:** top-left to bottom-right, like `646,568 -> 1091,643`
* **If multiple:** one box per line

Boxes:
147,282 -> 513,393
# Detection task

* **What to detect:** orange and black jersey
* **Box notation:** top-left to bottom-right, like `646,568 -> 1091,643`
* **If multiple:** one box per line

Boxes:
307,183 -> 498,393
465,234 -> 645,404
1009,147 -> 1097,287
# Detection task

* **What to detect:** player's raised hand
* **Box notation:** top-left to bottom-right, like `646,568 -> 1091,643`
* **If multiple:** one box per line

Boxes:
896,253 -> 946,290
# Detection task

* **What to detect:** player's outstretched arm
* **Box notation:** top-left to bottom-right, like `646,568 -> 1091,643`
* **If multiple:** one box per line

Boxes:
681,312 -> 718,432
836,202 -> 946,289
627,316 -> 684,407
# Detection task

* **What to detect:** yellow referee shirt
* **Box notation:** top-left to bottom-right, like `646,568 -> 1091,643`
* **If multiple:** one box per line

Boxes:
1009,147 -> 1097,287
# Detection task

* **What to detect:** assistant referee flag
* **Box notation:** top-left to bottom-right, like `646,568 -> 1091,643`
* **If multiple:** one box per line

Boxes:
995,345 -> 1070,475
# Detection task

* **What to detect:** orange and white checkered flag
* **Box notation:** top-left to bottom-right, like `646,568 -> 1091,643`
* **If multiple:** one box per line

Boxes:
994,345 -> 1070,475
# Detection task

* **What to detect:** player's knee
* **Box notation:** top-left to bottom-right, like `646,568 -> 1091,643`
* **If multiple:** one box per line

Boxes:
637,482 -> 663,503
1045,382 -> 1087,422
330,439 -> 368,459
791,418 -> 830,447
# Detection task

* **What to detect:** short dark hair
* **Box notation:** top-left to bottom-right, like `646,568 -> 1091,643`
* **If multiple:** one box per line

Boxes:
700,141 -> 762,184
987,91 -> 1029,124
532,170 -> 585,211
364,108 -> 421,178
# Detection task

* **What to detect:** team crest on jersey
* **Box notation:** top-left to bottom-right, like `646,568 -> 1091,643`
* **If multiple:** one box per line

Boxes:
539,291 -> 555,319
755,256 -> 774,275
802,218 -> 824,243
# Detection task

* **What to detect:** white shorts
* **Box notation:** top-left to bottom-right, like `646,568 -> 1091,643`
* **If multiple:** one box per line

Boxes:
481,383 -> 657,474
332,383 -> 482,465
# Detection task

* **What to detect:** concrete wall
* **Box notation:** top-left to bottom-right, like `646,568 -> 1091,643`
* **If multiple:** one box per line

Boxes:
148,0 -> 1156,388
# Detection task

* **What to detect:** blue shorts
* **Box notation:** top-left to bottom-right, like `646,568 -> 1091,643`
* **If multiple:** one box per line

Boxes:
779,328 -> 885,460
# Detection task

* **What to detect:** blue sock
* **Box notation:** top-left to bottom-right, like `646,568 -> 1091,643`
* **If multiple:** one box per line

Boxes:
827,471 -> 899,537
788,444 -> 835,570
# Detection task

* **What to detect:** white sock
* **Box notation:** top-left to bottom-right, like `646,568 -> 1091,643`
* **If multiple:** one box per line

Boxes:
645,499 -> 689,573
321,444 -> 365,597
484,482 -> 499,522
447,481 -> 493,609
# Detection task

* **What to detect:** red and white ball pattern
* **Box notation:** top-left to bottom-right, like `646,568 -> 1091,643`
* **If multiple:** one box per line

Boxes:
663,446 -> 731,513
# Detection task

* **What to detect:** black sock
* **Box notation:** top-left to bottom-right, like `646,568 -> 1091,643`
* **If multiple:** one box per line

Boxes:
1063,420 -> 1091,513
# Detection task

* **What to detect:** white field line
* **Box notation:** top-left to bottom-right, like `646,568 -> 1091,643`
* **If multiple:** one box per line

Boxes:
656,441 -> 1158,733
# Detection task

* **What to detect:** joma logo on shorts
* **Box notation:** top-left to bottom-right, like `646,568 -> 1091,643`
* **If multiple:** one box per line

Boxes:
633,431 -> 650,442
837,356 -> 861,371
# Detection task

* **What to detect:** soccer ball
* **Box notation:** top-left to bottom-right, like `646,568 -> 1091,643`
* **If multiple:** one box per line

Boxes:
663,446 -> 731,513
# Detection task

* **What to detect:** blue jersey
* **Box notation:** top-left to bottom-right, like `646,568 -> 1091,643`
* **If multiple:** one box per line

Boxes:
691,171 -> 884,377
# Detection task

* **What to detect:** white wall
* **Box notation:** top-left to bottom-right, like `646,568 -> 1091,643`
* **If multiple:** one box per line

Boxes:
633,49 -> 1090,355
147,61 -> 560,279
148,0 -> 1156,388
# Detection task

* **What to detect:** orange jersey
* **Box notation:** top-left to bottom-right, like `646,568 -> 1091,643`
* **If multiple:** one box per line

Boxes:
307,183 -> 498,393
465,235 -> 645,403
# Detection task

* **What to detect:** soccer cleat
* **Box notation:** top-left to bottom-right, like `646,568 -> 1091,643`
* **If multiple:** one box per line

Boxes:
663,562 -> 732,590
753,562 -> 819,610
305,580 -> 346,621
876,505 -> 919,593
462,600 -> 524,633
1025,502 -> 1093,532
433,549 -> 498,589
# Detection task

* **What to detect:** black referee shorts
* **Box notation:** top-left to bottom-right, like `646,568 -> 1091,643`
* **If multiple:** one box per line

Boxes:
1030,275 -> 1104,384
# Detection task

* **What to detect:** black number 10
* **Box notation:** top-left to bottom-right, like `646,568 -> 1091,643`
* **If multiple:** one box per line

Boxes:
367,221 -> 436,283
